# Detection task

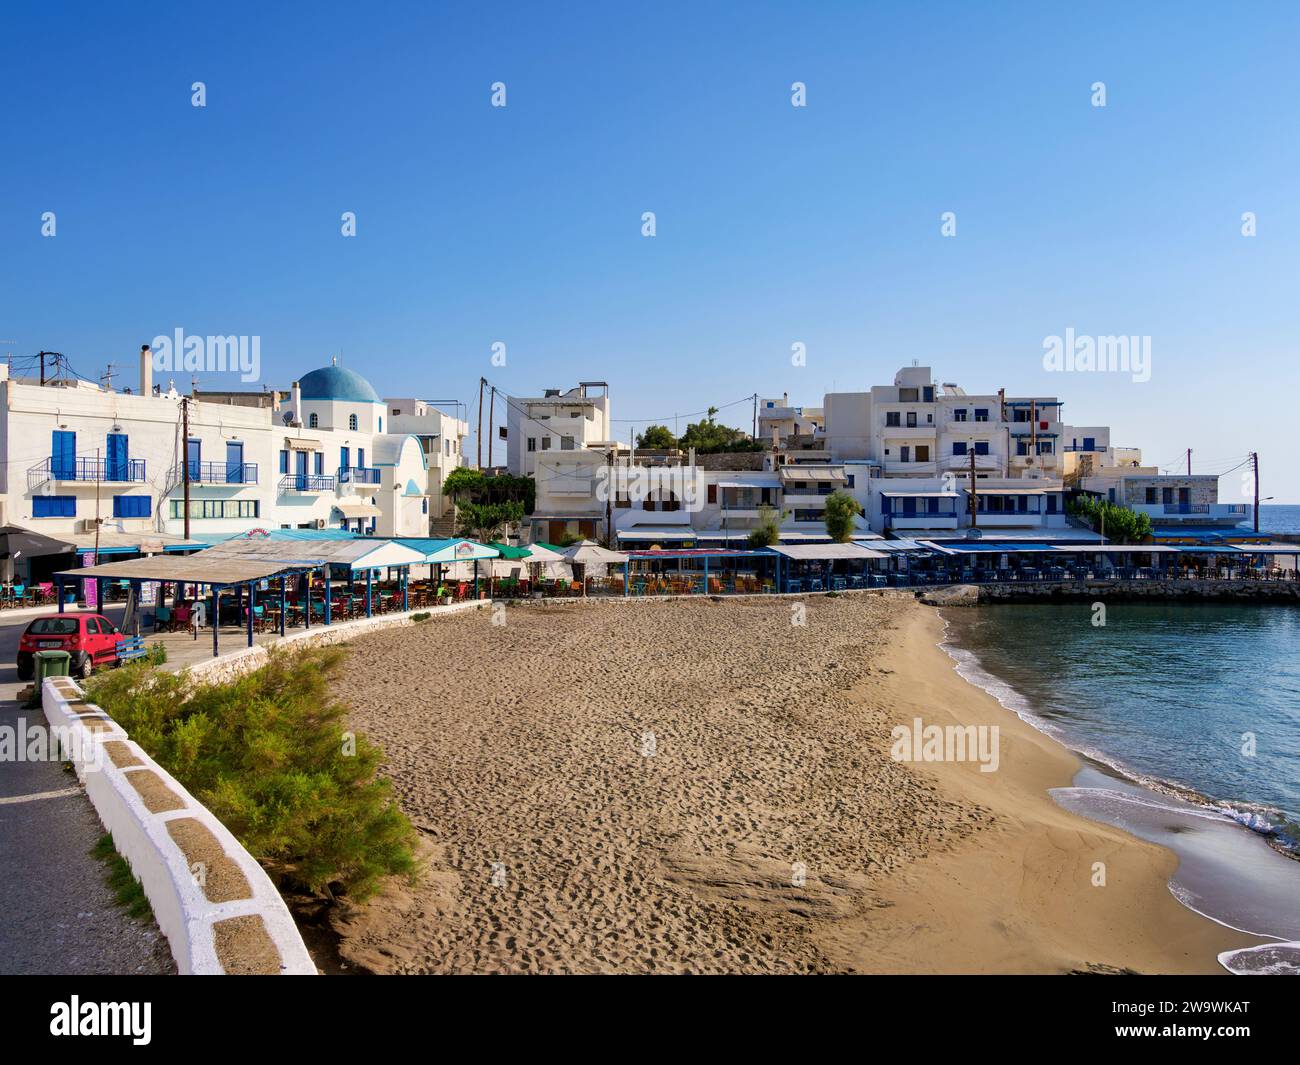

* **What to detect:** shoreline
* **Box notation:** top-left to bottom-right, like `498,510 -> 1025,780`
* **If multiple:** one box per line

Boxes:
934,605 -> 1300,975
809,602 -> 1266,974
331,594 -> 1266,974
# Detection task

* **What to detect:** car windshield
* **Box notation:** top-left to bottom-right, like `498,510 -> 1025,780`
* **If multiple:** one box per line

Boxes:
27,618 -> 79,635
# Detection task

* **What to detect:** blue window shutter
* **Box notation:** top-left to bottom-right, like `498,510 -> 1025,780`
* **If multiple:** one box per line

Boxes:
279,450 -> 288,474
35,496 -> 76,518
952,442 -> 967,456
107,433 -> 128,481
52,430 -> 76,479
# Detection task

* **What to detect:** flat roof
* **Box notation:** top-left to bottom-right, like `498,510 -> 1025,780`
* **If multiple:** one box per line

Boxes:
767,543 -> 889,561
392,538 -> 499,563
199,537 -> 427,569
55,555 -> 309,585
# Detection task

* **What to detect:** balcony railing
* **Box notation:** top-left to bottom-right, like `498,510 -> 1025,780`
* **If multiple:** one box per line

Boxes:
28,455 -> 146,490
1161,503 -> 1209,514
279,474 -> 336,493
180,461 -> 259,485
337,466 -> 381,485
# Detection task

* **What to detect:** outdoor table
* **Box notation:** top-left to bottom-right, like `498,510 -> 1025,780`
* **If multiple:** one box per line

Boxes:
831,577 -> 846,591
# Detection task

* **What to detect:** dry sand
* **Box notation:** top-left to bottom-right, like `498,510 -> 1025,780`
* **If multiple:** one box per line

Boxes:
330,593 -> 1263,974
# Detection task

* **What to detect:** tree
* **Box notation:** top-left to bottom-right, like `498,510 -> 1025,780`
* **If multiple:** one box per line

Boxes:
747,505 -> 783,548
1067,496 -> 1153,544
678,411 -> 763,454
442,467 -> 485,502
455,500 -> 525,543
636,425 -> 677,449
823,490 -> 863,542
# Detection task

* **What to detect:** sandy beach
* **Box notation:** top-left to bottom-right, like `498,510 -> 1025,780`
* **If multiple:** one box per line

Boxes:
330,593 -> 1264,974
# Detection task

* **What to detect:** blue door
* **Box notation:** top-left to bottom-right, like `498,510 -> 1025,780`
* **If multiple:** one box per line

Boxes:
295,450 -> 308,489
187,438 -> 202,481
340,446 -> 350,472
107,433 -> 129,481
52,430 -> 76,480
226,442 -> 244,484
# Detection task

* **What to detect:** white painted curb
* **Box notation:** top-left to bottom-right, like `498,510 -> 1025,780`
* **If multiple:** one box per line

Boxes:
42,677 -> 316,975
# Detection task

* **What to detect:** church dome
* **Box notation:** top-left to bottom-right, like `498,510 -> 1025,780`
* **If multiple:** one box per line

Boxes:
298,364 -> 381,403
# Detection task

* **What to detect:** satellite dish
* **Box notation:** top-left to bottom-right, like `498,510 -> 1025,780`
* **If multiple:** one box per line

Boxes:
281,410 -> 294,425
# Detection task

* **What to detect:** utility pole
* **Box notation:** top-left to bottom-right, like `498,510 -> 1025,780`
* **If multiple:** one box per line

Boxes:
93,447 -> 102,561
476,378 -> 485,469
1030,399 -> 1038,466
181,396 -> 192,540
488,387 -> 496,469
752,394 -> 758,440
605,444 -> 614,547
1186,448 -> 1192,475
1251,451 -> 1260,534
969,449 -> 978,527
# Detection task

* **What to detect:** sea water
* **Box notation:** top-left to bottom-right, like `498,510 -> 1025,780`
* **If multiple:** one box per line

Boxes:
941,601 -> 1300,974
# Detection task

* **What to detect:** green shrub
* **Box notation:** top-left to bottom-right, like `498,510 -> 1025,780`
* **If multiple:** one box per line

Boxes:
86,646 -> 415,900
91,833 -> 152,920
411,612 -> 431,622
145,642 -> 168,665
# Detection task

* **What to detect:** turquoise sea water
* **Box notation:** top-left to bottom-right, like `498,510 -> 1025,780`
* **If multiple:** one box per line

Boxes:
942,602 -> 1300,973
1256,503 -> 1300,535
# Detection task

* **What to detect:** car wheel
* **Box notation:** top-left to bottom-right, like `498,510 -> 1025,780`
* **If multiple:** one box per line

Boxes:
16,662 -> 33,682
76,653 -> 93,680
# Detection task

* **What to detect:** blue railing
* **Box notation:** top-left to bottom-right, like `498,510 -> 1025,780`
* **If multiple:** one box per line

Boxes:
337,466 -> 381,485
278,474 -> 336,492
183,461 -> 259,485
36,456 -> 147,483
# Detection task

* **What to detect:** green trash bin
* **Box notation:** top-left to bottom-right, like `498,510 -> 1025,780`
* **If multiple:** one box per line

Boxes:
34,650 -> 71,681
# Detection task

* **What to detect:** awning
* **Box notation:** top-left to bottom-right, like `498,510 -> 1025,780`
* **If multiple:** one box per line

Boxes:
334,500 -> 382,519
780,467 -> 845,483
879,489 -> 960,498
1174,545 -> 1245,554
767,543 -> 888,561
200,537 -> 427,570
617,527 -> 700,541
1049,544 -> 1179,554
285,437 -> 321,451
861,538 -> 930,552
716,478 -> 782,490
65,531 -> 205,555
0,525 -> 76,560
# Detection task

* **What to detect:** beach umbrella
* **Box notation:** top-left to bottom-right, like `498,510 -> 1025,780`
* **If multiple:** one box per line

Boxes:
560,540 -> 629,566
0,525 -> 76,560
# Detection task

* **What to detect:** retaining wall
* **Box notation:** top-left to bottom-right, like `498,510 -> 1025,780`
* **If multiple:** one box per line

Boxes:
41,676 -> 316,975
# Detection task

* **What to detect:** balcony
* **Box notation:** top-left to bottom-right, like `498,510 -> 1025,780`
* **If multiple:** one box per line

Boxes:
337,466 -> 381,486
279,474 -> 336,493
882,461 -> 938,476
180,461 -> 259,485
885,514 -> 959,531
882,424 -> 938,440
28,456 -> 146,490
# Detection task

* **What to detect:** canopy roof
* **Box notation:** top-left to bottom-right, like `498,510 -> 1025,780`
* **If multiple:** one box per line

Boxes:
55,554 -> 309,585
563,540 -> 629,564
767,543 -> 888,561
393,537 -> 499,564
780,467 -> 846,483
879,488 -> 960,498
859,538 -> 930,552
334,500 -> 381,519
200,536 -> 425,570
616,527 -> 701,541
716,477 -> 782,489
487,542 -> 533,560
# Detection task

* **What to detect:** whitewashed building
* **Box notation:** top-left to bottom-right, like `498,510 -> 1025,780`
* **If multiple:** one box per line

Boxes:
0,352 -> 441,550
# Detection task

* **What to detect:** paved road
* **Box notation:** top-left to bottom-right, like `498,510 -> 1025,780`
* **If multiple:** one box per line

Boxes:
0,606 -> 174,974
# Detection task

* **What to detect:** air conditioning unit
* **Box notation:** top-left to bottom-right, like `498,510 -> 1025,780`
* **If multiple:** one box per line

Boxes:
80,518 -> 101,533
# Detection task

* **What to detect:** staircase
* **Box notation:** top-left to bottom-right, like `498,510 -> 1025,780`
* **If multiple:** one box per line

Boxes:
428,513 -> 458,538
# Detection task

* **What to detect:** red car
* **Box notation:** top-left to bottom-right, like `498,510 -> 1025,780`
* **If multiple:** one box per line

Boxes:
16,613 -> 126,680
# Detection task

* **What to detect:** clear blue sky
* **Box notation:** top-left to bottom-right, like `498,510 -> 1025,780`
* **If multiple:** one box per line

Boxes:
3,1 -> 1297,501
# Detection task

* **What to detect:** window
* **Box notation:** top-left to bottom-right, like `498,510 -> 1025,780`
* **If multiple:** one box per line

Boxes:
52,430 -> 76,479
379,417 -> 383,433
906,412 -> 917,428
112,495 -> 151,518
922,386 -> 935,402
707,484 -> 718,504
1036,440 -> 1053,455
974,441 -> 990,456
915,445 -> 930,462
974,408 -> 989,422
885,411 -> 901,427
314,452 -> 324,475
953,408 -> 967,422
952,441 -> 967,456
309,413 -> 319,428
33,496 -> 75,518
169,499 -> 260,519
1082,436 -> 1096,451
561,436 -> 575,450
527,438 -> 537,452
899,388 -> 919,402
1047,495 -> 1059,514
1013,409 -> 1030,422
348,414 -> 358,431
340,446 -> 350,469
1145,487 -> 1158,503
541,437 -> 551,450
358,448 -> 365,467
846,474 -> 855,488
421,498 -> 428,514
279,450 -> 289,474
1162,487 -> 1174,505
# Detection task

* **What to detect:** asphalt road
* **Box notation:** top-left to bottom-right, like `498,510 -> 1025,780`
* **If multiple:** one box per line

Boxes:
0,605 -> 174,974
